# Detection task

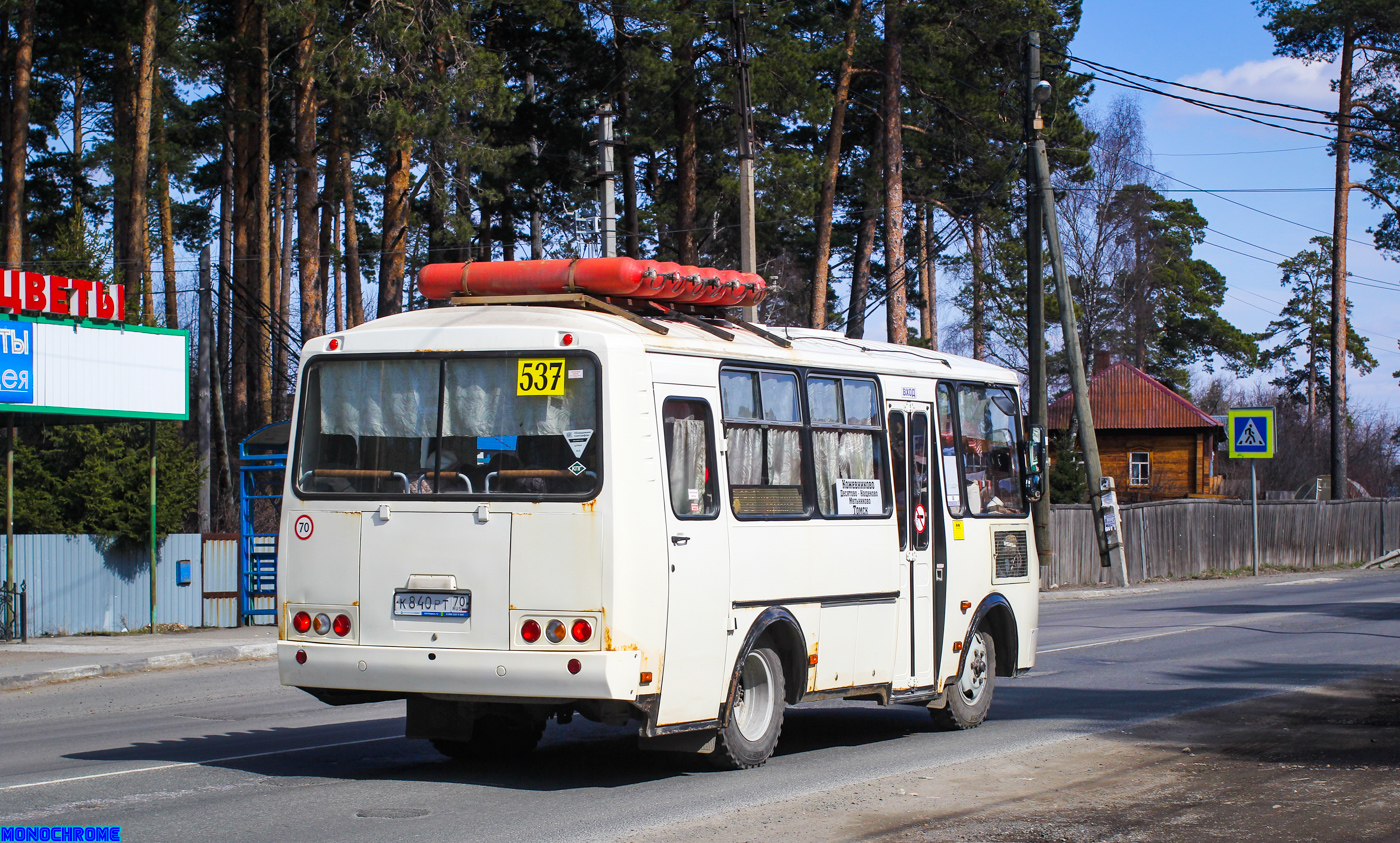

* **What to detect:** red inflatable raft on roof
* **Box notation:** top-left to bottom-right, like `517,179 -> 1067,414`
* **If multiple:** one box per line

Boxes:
417,257 -> 767,308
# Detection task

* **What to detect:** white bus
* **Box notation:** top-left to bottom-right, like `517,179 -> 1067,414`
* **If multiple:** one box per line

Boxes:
278,289 -> 1045,769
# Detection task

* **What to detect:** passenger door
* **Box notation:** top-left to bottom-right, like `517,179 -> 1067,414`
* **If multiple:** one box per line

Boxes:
887,401 -> 938,688
654,388 -> 732,725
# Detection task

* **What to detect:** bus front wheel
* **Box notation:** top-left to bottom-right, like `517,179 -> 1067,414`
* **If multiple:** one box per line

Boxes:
711,645 -> 786,770
931,629 -> 995,731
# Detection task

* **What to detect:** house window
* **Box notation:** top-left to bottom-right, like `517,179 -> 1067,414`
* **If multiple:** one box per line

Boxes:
1130,451 -> 1150,487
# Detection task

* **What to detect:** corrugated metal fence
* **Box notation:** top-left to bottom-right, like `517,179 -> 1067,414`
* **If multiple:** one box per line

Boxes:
12,533 -> 241,636
1044,498 -> 1400,588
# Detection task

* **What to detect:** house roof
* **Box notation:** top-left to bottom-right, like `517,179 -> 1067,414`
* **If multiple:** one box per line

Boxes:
1047,361 -> 1221,430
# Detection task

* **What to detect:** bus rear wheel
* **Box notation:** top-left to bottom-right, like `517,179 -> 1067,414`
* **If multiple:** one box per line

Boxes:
931,629 -> 995,731
711,645 -> 786,770
432,714 -> 544,761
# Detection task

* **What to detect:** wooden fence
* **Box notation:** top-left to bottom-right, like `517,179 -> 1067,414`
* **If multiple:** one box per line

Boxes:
1043,498 -> 1400,588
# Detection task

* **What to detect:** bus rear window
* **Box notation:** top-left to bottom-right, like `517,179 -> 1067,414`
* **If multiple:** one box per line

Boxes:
295,355 -> 600,498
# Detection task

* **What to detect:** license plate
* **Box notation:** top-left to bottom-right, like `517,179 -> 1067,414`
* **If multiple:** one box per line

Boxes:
394,591 -> 471,618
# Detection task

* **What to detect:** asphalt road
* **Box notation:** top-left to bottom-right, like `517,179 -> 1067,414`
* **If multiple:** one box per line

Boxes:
2,570 -> 1398,842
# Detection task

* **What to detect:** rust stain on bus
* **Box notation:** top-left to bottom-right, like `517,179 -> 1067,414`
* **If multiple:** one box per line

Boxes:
581,500 -> 596,513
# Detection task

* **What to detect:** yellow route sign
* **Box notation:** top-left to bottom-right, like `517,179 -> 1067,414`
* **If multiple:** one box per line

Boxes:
516,358 -> 566,395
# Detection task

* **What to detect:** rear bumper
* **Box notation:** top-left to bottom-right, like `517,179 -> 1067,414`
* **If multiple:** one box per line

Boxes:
278,641 -> 641,702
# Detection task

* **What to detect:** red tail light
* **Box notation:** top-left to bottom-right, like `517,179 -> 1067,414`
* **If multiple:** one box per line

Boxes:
571,619 -> 592,642
568,658 -> 582,675
521,619 -> 541,643
333,614 -> 352,637
295,649 -> 307,664
293,611 -> 311,634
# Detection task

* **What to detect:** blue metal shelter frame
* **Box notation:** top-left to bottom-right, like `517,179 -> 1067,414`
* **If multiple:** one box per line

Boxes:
239,421 -> 289,624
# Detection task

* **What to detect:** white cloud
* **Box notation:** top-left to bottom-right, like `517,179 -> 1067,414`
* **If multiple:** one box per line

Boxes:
1173,56 -> 1340,112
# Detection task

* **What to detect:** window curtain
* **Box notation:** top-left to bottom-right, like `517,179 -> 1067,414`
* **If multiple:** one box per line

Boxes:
767,427 -> 803,485
319,359 -> 440,437
727,425 -> 764,485
807,378 -> 840,423
442,358 -> 596,437
668,418 -> 707,514
814,430 -> 876,513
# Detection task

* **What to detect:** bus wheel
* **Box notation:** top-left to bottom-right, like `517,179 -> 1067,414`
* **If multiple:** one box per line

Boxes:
931,629 -> 995,731
432,715 -> 544,760
711,645 -> 786,770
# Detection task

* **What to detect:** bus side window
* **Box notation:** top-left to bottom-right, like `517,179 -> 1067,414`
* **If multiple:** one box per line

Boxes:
662,398 -> 719,518
808,376 -> 887,518
721,369 -> 807,517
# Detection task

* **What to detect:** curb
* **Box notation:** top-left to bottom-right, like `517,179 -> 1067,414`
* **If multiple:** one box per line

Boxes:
0,642 -> 278,692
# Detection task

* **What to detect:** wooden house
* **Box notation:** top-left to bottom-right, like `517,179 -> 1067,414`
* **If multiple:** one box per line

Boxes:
1048,361 -> 1225,502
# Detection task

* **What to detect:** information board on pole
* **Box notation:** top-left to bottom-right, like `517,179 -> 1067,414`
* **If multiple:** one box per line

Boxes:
1227,407 -> 1275,459
0,315 -> 188,420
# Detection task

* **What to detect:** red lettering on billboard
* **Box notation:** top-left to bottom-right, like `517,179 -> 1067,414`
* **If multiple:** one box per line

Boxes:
48,275 -> 70,315
23,272 -> 46,311
96,283 -> 115,319
0,271 -> 18,311
0,271 -> 122,323
69,278 -> 93,317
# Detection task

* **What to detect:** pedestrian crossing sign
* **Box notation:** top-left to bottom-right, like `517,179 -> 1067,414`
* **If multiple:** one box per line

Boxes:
1227,407 -> 1275,459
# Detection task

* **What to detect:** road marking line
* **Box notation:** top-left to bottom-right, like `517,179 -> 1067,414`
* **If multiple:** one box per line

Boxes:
1261,577 -> 1342,587
1040,627 -> 1205,653
0,734 -> 401,792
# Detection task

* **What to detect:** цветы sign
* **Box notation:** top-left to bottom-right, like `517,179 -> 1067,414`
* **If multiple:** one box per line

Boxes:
0,271 -> 125,321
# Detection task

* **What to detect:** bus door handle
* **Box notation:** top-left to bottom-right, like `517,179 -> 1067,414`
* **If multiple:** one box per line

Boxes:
671,534 -> 690,546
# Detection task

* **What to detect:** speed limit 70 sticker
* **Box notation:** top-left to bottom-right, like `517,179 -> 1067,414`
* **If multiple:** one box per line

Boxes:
294,514 -> 314,540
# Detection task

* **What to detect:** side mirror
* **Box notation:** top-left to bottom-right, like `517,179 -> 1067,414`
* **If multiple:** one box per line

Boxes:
1023,424 -> 1046,502
1028,425 -> 1046,474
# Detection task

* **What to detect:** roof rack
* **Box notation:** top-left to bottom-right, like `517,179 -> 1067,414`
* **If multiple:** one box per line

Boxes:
448,291 -> 791,349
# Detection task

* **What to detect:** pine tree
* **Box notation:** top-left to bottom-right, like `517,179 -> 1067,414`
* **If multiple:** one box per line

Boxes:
1258,237 -> 1376,420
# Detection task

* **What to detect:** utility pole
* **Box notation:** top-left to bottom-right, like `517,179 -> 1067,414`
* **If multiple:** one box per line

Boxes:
528,73 -> 543,260
1330,23 -> 1355,501
1024,32 -> 1051,572
1028,45 -> 1128,586
731,0 -> 759,323
198,246 -> 213,534
596,104 -> 617,259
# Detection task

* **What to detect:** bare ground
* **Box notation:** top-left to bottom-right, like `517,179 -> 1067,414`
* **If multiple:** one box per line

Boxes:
626,673 -> 1400,843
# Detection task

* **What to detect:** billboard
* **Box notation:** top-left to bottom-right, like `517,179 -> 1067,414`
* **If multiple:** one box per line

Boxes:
0,315 -> 187,420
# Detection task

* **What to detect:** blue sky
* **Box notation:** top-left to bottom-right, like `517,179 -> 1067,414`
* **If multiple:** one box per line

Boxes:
1072,0 -> 1400,412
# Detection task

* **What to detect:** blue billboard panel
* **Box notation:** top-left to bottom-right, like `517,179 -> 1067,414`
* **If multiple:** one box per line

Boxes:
0,321 -> 33,404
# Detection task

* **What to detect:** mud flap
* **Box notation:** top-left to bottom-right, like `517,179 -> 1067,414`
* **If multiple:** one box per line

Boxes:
638,729 -> 717,754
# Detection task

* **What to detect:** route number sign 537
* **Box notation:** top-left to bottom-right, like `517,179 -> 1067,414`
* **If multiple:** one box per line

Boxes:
517,358 -> 565,395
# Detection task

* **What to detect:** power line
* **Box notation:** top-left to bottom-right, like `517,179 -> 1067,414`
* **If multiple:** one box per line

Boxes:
1158,145 -> 1327,157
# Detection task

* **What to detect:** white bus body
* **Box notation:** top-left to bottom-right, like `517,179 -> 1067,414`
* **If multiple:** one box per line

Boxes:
278,304 -> 1042,767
